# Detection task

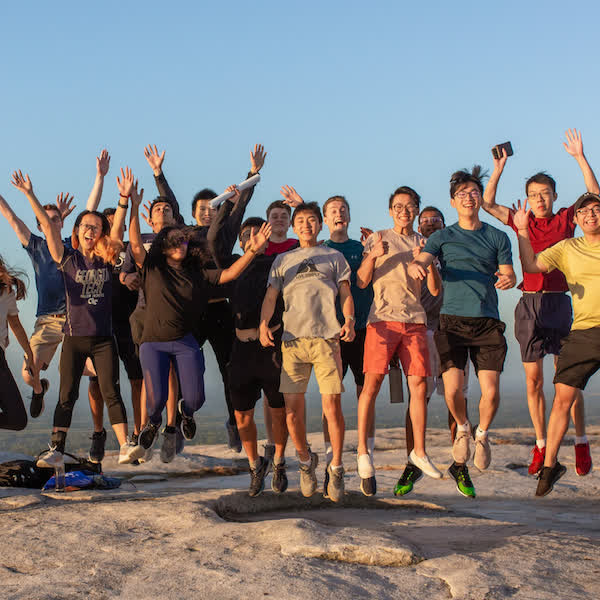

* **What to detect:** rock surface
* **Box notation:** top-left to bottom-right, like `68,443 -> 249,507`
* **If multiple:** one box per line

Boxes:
0,426 -> 598,599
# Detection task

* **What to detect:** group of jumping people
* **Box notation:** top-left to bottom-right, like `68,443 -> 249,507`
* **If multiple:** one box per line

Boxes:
0,129 -> 598,500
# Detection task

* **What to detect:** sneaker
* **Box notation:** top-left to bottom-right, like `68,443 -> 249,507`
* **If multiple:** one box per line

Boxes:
249,456 -> 269,497
394,463 -> 423,497
409,450 -> 442,479
473,433 -> 492,471
528,445 -> 546,475
119,439 -> 145,465
536,462 -> 567,497
357,453 -> 376,497
139,421 -> 161,450
177,401 -> 196,440
299,451 -> 318,497
323,462 -> 330,498
225,420 -> 242,453
175,428 -> 185,455
89,428 -> 107,464
575,442 -> 592,476
271,460 -> 288,494
326,464 -> 345,503
452,423 -> 472,464
37,445 -> 64,468
160,427 -> 177,463
448,462 -> 476,498
30,378 -> 49,419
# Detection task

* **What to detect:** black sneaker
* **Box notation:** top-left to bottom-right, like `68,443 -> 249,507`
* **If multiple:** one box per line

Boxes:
448,462 -> 476,498
160,427 -> 177,463
271,460 -> 288,494
30,378 -> 49,419
178,400 -> 196,440
323,463 -> 330,498
394,463 -> 423,497
536,462 -> 567,497
326,464 -> 345,503
249,456 -> 269,497
139,421 -> 161,450
360,475 -> 377,497
89,428 -> 107,464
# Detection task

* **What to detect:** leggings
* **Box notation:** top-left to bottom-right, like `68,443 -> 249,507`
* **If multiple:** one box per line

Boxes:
139,334 -> 206,425
0,347 -> 27,431
55,335 -> 127,429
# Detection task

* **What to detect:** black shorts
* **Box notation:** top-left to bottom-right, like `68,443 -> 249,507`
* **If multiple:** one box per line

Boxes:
435,314 -> 507,374
514,292 -> 572,362
115,334 -> 143,380
228,338 -> 285,412
341,327 -> 366,387
554,327 -> 600,390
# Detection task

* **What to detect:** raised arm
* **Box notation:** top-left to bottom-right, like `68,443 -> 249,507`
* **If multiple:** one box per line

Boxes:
260,285 -> 280,347
482,148 -> 510,224
86,149 -> 111,211
11,171 -> 64,263
512,199 -> 550,274
338,280 -> 356,342
357,232 -> 388,288
144,144 -> 182,221
128,181 -> 146,268
207,185 -> 240,267
112,167 -> 135,243
0,192 -> 31,246
280,185 -> 304,208
563,129 -> 600,195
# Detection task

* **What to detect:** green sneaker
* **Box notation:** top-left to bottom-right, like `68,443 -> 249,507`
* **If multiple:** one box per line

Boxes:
394,463 -> 423,496
448,462 -> 476,498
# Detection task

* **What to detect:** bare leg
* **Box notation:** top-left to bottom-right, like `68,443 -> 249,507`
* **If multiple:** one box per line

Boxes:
88,379 -> 104,432
571,391 -> 586,437
263,396 -> 274,444
357,373 -> 385,456
406,376 -> 428,456
166,363 -> 178,427
441,367 -> 467,425
322,394 -> 345,466
270,406 -> 288,459
21,355 -> 43,394
477,370 -> 501,431
545,383 -> 579,468
284,393 -> 309,461
235,408 -> 258,463
523,360 -> 546,441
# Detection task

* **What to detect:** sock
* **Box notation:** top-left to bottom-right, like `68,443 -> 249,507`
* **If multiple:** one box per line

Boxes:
536,439 -> 546,450
457,421 -> 470,433
274,455 -> 284,466
476,426 -> 488,439
576,435 -> 588,445
325,444 -> 333,466
299,454 -> 312,467
164,426 -> 176,434
330,463 -> 343,472
368,437 -> 375,456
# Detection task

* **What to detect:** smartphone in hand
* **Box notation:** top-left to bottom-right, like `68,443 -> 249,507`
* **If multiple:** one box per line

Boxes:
492,141 -> 514,159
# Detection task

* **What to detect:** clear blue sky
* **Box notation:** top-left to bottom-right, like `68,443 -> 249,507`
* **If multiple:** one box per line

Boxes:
1,1 -> 599,416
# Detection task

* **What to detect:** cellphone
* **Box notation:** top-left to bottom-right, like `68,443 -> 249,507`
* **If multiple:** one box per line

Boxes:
492,141 -> 514,160
388,356 -> 404,403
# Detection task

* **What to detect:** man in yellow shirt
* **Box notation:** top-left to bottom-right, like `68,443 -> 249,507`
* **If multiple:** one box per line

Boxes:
514,192 -> 600,496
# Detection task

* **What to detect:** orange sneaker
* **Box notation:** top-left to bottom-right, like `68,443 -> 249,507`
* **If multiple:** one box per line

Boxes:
528,445 -> 545,475
575,442 -> 592,476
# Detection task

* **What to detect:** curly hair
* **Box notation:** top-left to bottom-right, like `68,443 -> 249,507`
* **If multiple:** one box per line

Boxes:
146,225 -> 212,270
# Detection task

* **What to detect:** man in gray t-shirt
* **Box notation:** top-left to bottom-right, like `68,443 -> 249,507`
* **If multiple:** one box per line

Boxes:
260,201 -> 355,503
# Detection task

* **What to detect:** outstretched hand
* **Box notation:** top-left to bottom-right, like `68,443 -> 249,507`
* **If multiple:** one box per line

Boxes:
144,145 -> 165,175
141,200 -> 152,226
511,198 -> 531,231
10,170 -> 33,195
96,149 -> 111,176
56,192 -> 75,219
250,144 -> 267,174
116,167 -> 136,198
249,222 -> 272,253
130,181 -> 144,210
280,185 -> 304,208
563,128 -> 584,159
492,146 -> 508,171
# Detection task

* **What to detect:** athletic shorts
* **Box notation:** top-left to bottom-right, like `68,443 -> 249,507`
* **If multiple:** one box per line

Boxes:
554,327 -> 600,390
435,315 -> 507,374
514,292 -> 572,362
29,314 -> 65,369
363,321 -> 430,377
341,327 -> 366,387
115,334 -> 143,380
228,338 -> 285,412
280,337 -> 344,395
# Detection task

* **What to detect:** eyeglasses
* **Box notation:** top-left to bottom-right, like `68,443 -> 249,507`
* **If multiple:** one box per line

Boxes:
391,204 -> 417,213
419,216 -> 443,225
527,192 -> 553,201
454,190 -> 481,201
576,205 -> 600,217
81,223 -> 100,234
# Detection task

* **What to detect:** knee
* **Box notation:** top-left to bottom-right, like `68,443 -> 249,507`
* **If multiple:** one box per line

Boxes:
235,411 -> 253,430
525,374 -> 543,394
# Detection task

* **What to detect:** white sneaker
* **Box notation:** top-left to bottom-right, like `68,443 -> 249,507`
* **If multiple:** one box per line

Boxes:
37,446 -> 64,468
452,422 -> 472,464
409,450 -> 442,479
118,439 -> 145,464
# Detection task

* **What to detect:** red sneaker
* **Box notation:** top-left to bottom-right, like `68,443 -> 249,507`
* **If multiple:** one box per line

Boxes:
528,445 -> 545,475
575,442 -> 592,476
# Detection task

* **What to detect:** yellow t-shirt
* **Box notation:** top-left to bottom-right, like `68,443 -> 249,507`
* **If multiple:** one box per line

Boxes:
538,237 -> 600,330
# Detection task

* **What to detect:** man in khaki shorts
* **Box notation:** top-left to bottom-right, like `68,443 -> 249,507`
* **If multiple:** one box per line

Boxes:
260,201 -> 355,502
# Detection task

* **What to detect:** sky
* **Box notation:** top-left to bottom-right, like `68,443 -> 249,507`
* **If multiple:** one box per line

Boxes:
1,0 -> 599,429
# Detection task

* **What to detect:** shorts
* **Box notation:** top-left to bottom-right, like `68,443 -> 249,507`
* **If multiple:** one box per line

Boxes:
514,292 -> 572,362
280,337 -> 344,395
426,329 -> 471,398
228,338 -> 285,412
435,314 -> 507,374
554,327 -> 600,390
29,314 -> 65,369
115,334 -> 143,380
341,327 -> 366,387
363,321 -> 430,377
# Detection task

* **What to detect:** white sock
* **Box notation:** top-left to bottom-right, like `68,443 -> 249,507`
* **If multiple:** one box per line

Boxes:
330,463 -> 343,472
536,439 -> 546,450
368,437 -> 375,456
299,455 -> 312,467
476,426 -> 488,439
457,421 -> 470,433
576,435 -> 588,445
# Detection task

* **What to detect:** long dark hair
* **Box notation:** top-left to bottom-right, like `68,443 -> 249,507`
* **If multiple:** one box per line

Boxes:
0,255 -> 27,300
71,210 -> 122,265
146,225 -> 212,270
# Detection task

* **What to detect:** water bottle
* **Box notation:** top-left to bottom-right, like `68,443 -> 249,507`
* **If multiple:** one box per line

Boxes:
54,464 -> 66,492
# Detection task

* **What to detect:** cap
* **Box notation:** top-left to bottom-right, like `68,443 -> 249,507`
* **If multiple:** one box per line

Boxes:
573,192 -> 600,214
